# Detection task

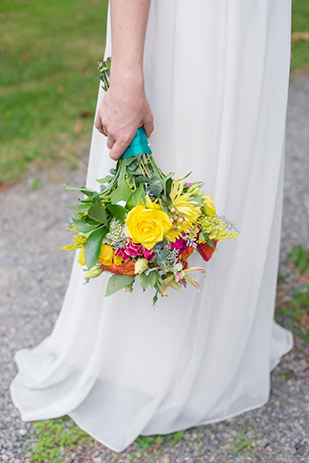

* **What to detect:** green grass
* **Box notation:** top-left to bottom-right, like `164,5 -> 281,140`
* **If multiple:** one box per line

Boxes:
24,415 -> 186,461
287,243 -> 309,274
26,416 -> 94,463
291,0 -> 309,72
0,0 -> 108,185
135,430 -> 185,454
230,435 -> 254,454
0,0 -> 309,186
276,286 -> 309,340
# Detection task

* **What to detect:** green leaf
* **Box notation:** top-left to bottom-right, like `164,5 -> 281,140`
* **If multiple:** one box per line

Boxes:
96,175 -> 113,184
148,270 -> 159,288
198,231 -> 208,242
207,238 -> 216,249
139,272 -> 150,291
191,194 -> 203,205
136,176 -> 150,183
147,178 -> 163,196
106,204 -> 126,221
152,292 -> 158,306
64,185 -> 94,197
72,219 -> 100,233
66,204 -> 90,213
84,227 -> 108,269
110,179 -> 132,204
105,274 -> 135,297
128,167 -> 143,176
164,177 -> 173,197
88,203 -> 108,224
123,156 -> 138,167
168,280 -> 181,291
126,185 -> 146,209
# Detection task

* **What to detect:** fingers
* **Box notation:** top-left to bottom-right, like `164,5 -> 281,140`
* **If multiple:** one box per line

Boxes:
109,136 -> 132,161
102,124 -> 108,137
143,117 -> 154,138
107,134 -> 116,150
94,113 -> 104,135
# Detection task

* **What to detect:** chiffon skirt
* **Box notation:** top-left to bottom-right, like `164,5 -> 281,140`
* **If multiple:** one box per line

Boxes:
10,0 -> 294,452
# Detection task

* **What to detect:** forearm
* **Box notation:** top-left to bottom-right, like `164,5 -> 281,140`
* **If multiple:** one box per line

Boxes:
95,0 -> 153,160
109,0 -> 151,88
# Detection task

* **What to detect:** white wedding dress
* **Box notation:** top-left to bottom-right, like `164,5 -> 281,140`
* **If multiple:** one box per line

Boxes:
10,0 -> 294,452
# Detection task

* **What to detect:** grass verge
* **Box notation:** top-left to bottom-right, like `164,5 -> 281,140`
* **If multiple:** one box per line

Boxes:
0,0 -> 309,186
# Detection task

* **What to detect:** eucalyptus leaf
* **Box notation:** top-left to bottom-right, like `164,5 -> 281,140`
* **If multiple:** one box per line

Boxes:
124,156 -> 138,167
105,274 -> 135,297
128,167 -> 143,176
152,239 -> 167,252
147,178 -> 163,196
136,176 -> 150,183
84,226 -> 108,269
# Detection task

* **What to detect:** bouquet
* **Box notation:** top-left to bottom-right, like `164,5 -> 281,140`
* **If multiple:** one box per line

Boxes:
62,58 -> 239,304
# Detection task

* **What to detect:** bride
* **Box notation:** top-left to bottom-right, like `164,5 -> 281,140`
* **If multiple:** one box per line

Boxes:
10,0 -> 293,453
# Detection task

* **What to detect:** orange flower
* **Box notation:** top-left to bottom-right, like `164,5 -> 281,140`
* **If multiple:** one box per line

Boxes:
100,259 -> 135,276
180,246 -> 195,260
197,240 -> 217,261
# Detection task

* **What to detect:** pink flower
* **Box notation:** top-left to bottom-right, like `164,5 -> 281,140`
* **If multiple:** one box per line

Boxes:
171,237 -> 186,253
115,247 -> 129,261
115,238 -> 154,261
185,182 -> 192,188
125,239 -> 143,258
143,247 -> 155,261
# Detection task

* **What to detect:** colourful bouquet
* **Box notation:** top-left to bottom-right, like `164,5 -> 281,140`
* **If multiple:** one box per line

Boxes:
62,58 -> 239,304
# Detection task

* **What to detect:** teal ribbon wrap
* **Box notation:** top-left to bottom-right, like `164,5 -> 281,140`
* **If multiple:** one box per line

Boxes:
120,127 -> 152,159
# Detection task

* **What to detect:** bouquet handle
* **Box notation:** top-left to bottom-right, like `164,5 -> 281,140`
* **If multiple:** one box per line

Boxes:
120,127 -> 152,159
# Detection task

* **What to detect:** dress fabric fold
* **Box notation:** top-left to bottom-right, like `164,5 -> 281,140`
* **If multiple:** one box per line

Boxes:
10,0 -> 293,452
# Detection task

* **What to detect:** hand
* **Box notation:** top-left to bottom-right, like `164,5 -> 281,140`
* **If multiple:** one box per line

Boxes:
95,79 -> 154,160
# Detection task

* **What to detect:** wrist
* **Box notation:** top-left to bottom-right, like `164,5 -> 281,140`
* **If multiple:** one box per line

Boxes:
109,61 -> 144,90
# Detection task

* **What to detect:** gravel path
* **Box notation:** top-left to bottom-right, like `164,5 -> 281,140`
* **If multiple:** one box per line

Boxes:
0,72 -> 308,463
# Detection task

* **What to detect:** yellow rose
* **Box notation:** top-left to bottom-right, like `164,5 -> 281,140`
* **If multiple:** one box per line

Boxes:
78,246 -> 86,266
98,244 -> 114,266
126,205 -> 172,250
135,258 -> 148,274
145,195 -> 161,210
